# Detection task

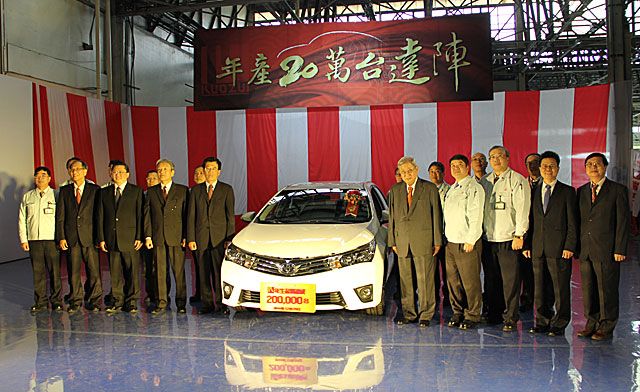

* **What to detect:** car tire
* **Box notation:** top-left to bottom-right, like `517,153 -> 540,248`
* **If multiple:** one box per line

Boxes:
365,289 -> 385,316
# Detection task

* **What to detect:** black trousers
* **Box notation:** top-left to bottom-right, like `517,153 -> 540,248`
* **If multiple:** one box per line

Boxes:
191,250 -> 201,299
67,244 -> 102,306
532,256 -> 572,329
155,244 -> 186,308
398,251 -> 436,321
434,245 -> 449,304
445,241 -> 482,322
580,256 -> 620,334
482,241 -> 520,323
519,252 -> 534,306
29,240 -> 62,307
109,250 -> 140,308
197,243 -> 225,310
143,248 -> 171,304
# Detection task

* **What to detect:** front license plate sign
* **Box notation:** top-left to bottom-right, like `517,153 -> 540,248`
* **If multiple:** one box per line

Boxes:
260,282 -> 316,313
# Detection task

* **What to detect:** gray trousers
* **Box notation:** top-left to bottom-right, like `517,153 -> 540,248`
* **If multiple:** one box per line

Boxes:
445,240 -> 483,322
398,252 -> 436,321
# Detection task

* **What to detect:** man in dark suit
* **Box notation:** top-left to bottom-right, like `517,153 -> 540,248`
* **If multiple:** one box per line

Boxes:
55,159 -> 102,313
519,153 -> 542,312
187,157 -> 235,314
189,166 -> 206,304
388,156 -> 443,327
576,152 -> 629,341
144,159 -> 189,314
523,151 -> 577,337
97,161 -> 144,313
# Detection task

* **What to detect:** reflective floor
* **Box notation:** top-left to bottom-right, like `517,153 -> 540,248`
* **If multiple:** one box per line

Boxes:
2,244 -> 640,392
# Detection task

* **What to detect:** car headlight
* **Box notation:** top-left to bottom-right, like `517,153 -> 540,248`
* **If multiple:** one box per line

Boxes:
225,244 -> 257,269
326,240 -> 376,269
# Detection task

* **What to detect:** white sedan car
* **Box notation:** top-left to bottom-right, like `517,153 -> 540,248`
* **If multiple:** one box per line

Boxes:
221,182 -> 391,315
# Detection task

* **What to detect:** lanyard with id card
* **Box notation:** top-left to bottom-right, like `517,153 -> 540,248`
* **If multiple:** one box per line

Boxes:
493,195 -> 506,210
44,201 -> 55,215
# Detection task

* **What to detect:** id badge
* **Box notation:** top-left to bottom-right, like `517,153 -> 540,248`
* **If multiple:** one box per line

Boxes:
493,201 -> 506,210
44,207 -> 54,214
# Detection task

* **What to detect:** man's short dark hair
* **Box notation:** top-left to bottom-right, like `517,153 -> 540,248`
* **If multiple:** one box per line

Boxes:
108,159 -> 120,168
34,166 -> 51,176
146,169 -> 158,176
585,152 -> 608,167
540,151 -> 560,165
111,160 -> 129,173
202,156 -> 222,170
66,156 -> 81,170
449,154 -> 469,166
428,161 -> 445,173
525,153 -> 541,163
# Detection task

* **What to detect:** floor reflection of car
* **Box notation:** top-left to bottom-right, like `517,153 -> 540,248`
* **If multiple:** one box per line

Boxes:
224,338 -> 384,389
221,182 -> 391,315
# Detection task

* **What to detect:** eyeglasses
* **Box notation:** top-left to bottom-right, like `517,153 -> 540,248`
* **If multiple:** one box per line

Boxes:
112,171 -> 127,175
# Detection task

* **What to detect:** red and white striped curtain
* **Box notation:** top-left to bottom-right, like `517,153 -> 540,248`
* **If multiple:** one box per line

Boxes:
32,83 -> 613,215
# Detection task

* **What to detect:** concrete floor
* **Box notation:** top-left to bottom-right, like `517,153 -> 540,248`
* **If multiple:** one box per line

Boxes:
1,243 -> 640,391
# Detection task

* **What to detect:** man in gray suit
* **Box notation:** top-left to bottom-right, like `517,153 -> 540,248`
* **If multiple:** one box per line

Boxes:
388,156 -> 443,327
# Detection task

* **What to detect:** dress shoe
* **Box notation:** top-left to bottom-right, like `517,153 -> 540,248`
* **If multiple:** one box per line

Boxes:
52,304 -> 63,312
126,306 -> 138,314
67,305 -> 80,314
151,307 -> 166,315
577,328 -> 596,338
547,327 -> 565,337
459,320 -> 477,330
105,306 -> 122,314
447,318 -> 461,328
591,330 -> 612,341
30,305 -> 46,313
502,322 -> 516,332
395,318 -> 416,325
177,306 -> 186,314
198,307 -> 214,315
85,303 -> 100,312
528,326 -> 550,334
419,320 -> 430,328
222,307 -> 230,315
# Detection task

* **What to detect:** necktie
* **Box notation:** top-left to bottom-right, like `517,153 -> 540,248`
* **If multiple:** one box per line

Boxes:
39,191 -> 44,198
493,176 -> 499,184
591,183 -> 597,203
115,187 -> 122,206
543,184 -> 551,214
162,186 -> 168,200
75,188 -> 81,205
208,184 -> 213,200
407,186 -> 413,207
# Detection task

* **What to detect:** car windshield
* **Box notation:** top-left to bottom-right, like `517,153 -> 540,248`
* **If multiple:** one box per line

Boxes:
256,188 -> 372,224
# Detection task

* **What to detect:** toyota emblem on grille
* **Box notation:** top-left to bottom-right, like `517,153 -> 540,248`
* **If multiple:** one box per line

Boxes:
277,260 -> 299,276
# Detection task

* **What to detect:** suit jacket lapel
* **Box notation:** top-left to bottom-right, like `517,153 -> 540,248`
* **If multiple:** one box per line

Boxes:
593,179 -> 609,207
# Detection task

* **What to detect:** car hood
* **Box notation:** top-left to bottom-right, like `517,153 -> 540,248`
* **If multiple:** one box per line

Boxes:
232,222 -> 375,258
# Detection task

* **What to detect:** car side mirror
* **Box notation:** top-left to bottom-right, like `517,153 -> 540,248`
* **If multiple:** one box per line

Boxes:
241,211 -> 256,222
380,210 -> 389,224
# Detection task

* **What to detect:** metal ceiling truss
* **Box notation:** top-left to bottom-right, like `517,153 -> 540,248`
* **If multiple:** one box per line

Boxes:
113,0 -> 638,116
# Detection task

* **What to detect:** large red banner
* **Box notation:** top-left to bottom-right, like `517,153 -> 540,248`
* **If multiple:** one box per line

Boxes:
194,14 -> 492,110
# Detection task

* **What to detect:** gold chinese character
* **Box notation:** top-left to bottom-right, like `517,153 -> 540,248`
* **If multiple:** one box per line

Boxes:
389,38 -> 430,85
444,32 -> 471,92
248,53 -> 272,86
326,46 -> 351,83
355,52 -> 385,80
279,55 -> 318,87
215,57 -> 243,87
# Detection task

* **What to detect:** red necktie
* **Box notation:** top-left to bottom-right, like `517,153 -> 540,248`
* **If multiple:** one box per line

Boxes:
591,183 -> 597,203
75,188 -> 81,205
208,184 -> 213,200
407,186 -> 413,207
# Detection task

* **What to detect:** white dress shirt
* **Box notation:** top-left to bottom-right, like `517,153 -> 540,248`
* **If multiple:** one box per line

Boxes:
481,168 -> 531,242
443,176 -> 485,244
18,187 -> 56,243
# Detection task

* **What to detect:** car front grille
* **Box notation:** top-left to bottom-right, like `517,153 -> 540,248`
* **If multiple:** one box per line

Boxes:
240,290 -> 345,307
250,256 -> 333,277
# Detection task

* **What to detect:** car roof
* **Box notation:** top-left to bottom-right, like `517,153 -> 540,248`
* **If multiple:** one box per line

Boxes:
281,181 -> 375,191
